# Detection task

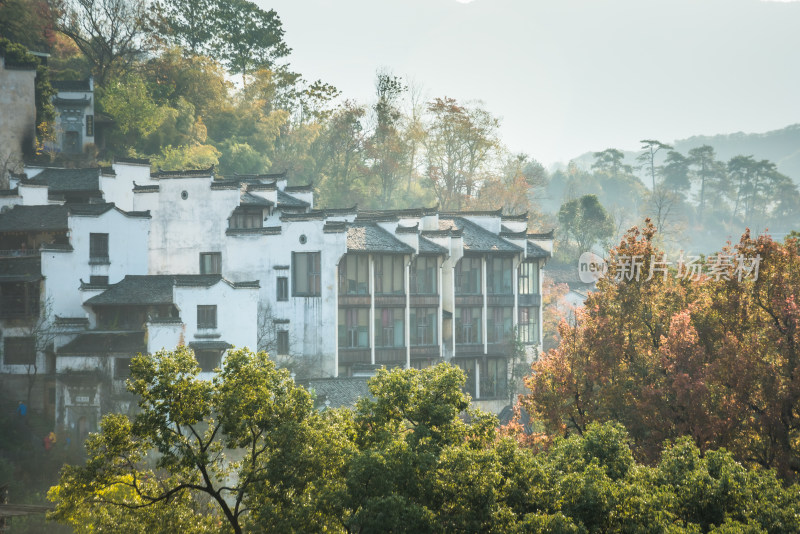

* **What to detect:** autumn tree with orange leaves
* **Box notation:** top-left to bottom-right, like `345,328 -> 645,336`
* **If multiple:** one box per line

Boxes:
523,220 -> 800,481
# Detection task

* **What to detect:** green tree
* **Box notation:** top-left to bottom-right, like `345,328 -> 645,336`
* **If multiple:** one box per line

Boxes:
661,150 -> 691,197
47,347 -> 341,534
557,194 -> 614,255
366,71 -> 408,207
687,145 -> 718,220
154,0 -> 217,55
212,0 -> 290,81
637,139 -> 672,191
424,97 -> 499,210
51,0 -> 153,85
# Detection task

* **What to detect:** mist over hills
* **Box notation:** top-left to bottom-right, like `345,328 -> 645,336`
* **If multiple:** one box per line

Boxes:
557,124 -> 800,184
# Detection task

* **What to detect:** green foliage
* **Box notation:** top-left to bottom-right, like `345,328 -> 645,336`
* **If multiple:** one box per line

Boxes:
47,356 -> 800,533
0,37 -> 56,146
525,222 -> 800,482
557,194 -> 614,256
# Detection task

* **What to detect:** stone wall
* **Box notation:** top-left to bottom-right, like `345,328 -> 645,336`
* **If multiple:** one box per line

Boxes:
0,57 -> 36,182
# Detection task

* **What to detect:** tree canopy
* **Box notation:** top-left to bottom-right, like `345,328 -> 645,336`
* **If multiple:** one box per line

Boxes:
48,348 -> 800,533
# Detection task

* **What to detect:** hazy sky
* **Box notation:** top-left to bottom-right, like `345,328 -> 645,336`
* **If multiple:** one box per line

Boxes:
261,0 -> 800,165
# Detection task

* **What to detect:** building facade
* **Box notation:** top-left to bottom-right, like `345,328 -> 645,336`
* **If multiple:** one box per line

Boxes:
0,160 -> 552,433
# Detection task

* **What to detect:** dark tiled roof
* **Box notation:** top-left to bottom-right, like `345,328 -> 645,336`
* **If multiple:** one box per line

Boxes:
418,236 -> 448,255
67,203 -> 150,219
210,180 -> 239,190
0,256 -> 42,282
323,221 -> 347,233
355,213 -> 399,223
54,316 -> 90,327
226,226 -> 281,236
85,275 -> 177,306
114,156 -> 150,166
277,190 -> 310,208
233,171 -> 286,180
346,223 -> 414,254
51,79 -> 91,91
58,331 -> 146,355
396,223 -> 419,234
245,182 -> 277,192
66,203 -> 115,216
527,241 -> 550,259
284,184 -> 312,193
440,217 -> 521,253
358,206 -> 438,218
133,183 -> 159,193
500,228 -> 527,239
528,230 -> 555,240
100,166 -> 115,176
323,205 -> 357,215
440,209 -> 503,217
280,211 -> 325,222
421,229 -> 462,238
25,167 -> 100,192
501,212 -> 528,222
0,205 -> 68,232
189,341 -> 231,351
304,377 -> 372,409
240,192 -> 273,206
151,166 -> 214,179
0,188 -> 19,197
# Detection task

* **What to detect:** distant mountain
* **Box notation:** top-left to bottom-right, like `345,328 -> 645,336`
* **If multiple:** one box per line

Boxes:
555,124 -> 800,184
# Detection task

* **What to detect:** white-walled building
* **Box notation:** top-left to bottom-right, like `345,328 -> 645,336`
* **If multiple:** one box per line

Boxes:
0,159 -> 552,430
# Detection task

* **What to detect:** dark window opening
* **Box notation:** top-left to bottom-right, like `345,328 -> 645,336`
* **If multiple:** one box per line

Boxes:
455,257 -> 482,295
197,305 -> 217,329
339,255 -> 369,295
3,337 -> 35,365
89,233 -> 109,264
293,252 -> 321,296
195,350 -> 221,372
277,330 -> 289,355
199,252 -> 222,274
114,358 -> 132,379
277,277 -> 289,301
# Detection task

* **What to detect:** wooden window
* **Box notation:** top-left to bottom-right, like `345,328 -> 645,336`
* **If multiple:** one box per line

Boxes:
338,309 -> 368,348
487,257 -> 513,295
411,257 -> 437,295
519,262 -> 539,295
519,306 -> 539,344
375,255 -> 404,295
197,305 -> 217,329
339,255 -> 369,295
199,252 -> 222,274
410,308 -> 437,346
277,330 -> 289,355
487,307 -> 513,343
455,307 -> 482,344
375,308 -> 404,348
276,277 -> 289,301
195,350 -> 221,372
89,233 -> 109,263
455,257 -> 482,295
293,252 -> 321,296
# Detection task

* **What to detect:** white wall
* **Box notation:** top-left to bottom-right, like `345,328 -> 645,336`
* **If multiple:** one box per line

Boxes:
41,208 -> 149,319
146,176 -> 239,274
